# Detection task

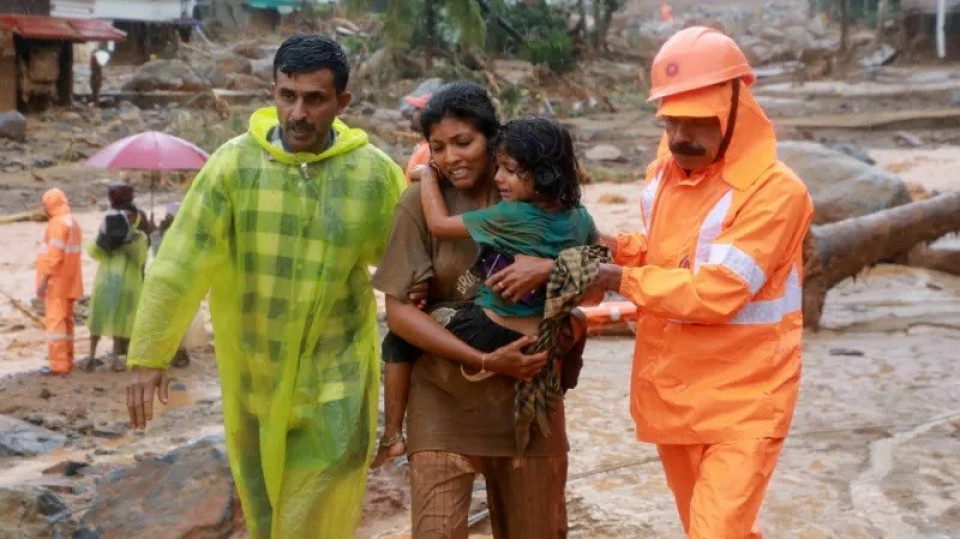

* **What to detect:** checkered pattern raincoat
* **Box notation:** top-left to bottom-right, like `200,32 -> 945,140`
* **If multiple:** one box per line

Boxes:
126,107 -> 406,538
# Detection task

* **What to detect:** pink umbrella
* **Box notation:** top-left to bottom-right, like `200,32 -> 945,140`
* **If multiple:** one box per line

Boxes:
86,131 -> 210,221
85,131 -> 209,170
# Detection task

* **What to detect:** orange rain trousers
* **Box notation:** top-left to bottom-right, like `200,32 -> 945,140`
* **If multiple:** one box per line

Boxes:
45,297 -> 76,374
657,438 -> 784,539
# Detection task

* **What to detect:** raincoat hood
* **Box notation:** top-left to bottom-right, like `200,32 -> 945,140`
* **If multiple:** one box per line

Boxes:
42,188 -> 71,217
656,81 -> 777,191
248,107 -> 370,165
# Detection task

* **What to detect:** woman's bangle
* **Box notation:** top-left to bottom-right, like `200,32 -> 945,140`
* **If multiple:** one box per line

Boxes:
460,353 -> 494,382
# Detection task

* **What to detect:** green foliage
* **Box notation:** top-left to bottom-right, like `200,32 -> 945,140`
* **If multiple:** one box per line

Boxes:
345,0 -> 486,52
485,2 -> 577,74
523,31 -> 575,74
497,82 -> 526,119
428,62 -> 485,85
486,2 -> 564,55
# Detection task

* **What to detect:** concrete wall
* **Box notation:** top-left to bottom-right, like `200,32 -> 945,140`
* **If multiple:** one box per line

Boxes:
3,0 -> 52,15
93,0 -> 196,22
50,0 -> 96,18
48,0 -> 196,22
901,0 -> 960,14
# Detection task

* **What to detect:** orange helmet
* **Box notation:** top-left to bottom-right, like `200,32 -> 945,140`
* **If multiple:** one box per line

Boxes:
648,26 -> 755,102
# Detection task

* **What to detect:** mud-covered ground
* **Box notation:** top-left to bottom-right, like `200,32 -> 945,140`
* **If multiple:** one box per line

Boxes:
3,28 -> 960,535
3,148 -> 960,536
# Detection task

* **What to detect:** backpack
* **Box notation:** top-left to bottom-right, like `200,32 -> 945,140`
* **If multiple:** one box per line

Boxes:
96,210 -> 132,252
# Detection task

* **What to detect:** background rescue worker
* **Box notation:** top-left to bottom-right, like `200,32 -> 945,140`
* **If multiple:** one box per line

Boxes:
36,188 -> 83,376
403,93 -> 431,184
589,27 -> 815,538
121,35 -> 406,538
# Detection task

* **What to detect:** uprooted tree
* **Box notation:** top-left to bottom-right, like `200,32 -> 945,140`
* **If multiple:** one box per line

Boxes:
803,191 -> 960,329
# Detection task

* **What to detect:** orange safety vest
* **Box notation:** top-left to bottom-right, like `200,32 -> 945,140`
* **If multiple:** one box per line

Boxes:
36,189 -> 83,299
616,82 -> 814,444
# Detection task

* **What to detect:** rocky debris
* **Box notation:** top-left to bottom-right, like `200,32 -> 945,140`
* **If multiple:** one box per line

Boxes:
123,60 -> 212,92
778,141 -> 911,224
0,110 -> 27,143
0,415 -> 68,457
617,3 -> 840,70
585,144 -> 625,162
824,142 -> 876,165
42,460 -> 90,477
0,486 -> 74,538
225,73 -> 267,91
81,437 -> 242,538
250,57 -> 274,82
371,108 -> 403,125
196,52 -> 253,88
231,40 -> 270,60
894,131 -> 924,148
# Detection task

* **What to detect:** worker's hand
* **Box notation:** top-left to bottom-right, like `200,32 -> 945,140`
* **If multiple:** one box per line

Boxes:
35,276 -> 49,300
407,281 -> 429,310
486,335 -> 547,382
582,264 -> 624,302
126,366 -> 170,430
486,254 -> 553,303
597,232 -> 619,259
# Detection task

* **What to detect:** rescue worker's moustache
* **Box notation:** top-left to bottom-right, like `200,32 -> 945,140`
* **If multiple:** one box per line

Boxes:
669,141 -> 707,157
287,119 -> 316,133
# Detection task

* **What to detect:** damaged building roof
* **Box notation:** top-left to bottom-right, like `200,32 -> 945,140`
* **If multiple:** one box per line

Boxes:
0,14 -> 126,41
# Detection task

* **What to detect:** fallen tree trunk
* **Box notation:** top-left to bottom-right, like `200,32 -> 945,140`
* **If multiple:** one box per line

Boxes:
803,192 -> 960,329
0,210 -> 45,225
905,244 -> 960,276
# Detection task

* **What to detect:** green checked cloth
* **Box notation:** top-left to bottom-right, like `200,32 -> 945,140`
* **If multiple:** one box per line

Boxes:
515,244 -> 611,453
126,107 -> 406,538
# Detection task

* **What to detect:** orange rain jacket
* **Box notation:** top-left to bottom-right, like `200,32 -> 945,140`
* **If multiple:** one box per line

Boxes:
616,82 -> 814,444
36,189 -> 83,299
405,140 -> 431,185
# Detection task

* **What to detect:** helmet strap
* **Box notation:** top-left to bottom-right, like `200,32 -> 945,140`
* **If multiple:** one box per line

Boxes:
715,79 -> 740,162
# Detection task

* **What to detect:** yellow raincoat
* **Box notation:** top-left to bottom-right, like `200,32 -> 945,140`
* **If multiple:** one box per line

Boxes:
127,107 -> 406,538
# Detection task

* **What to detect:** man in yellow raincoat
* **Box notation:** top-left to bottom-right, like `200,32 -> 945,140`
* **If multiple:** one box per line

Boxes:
123,35 -> 406,538
588,27 -> 815,537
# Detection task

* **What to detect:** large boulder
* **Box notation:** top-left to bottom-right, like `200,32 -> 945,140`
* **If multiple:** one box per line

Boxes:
0,486 -> 73,538
778,141 -> 912,224
0,110 -> 27,143
398,77 -> 444,115
250,57 -> 273,82
123,60 -> 211,92
79,438 -> 241,538
0,415 -> 67,457
585,144 -> 625,163
196,52 -> 253,88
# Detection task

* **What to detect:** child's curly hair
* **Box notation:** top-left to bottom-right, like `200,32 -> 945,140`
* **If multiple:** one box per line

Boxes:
492,117 -> 584,210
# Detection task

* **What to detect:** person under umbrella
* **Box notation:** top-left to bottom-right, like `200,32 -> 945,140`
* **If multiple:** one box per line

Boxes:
85,184 -> 150,371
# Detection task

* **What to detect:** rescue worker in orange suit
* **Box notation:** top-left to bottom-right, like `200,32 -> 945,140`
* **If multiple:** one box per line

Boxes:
589,27 -> 815,537
403,93 -> 431,184
36,188 -> 84,376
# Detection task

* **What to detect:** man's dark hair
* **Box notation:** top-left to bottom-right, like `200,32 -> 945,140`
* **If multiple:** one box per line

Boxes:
492,117 -> 584,210
273,34 -> 350,94
420,81 -> 500,142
